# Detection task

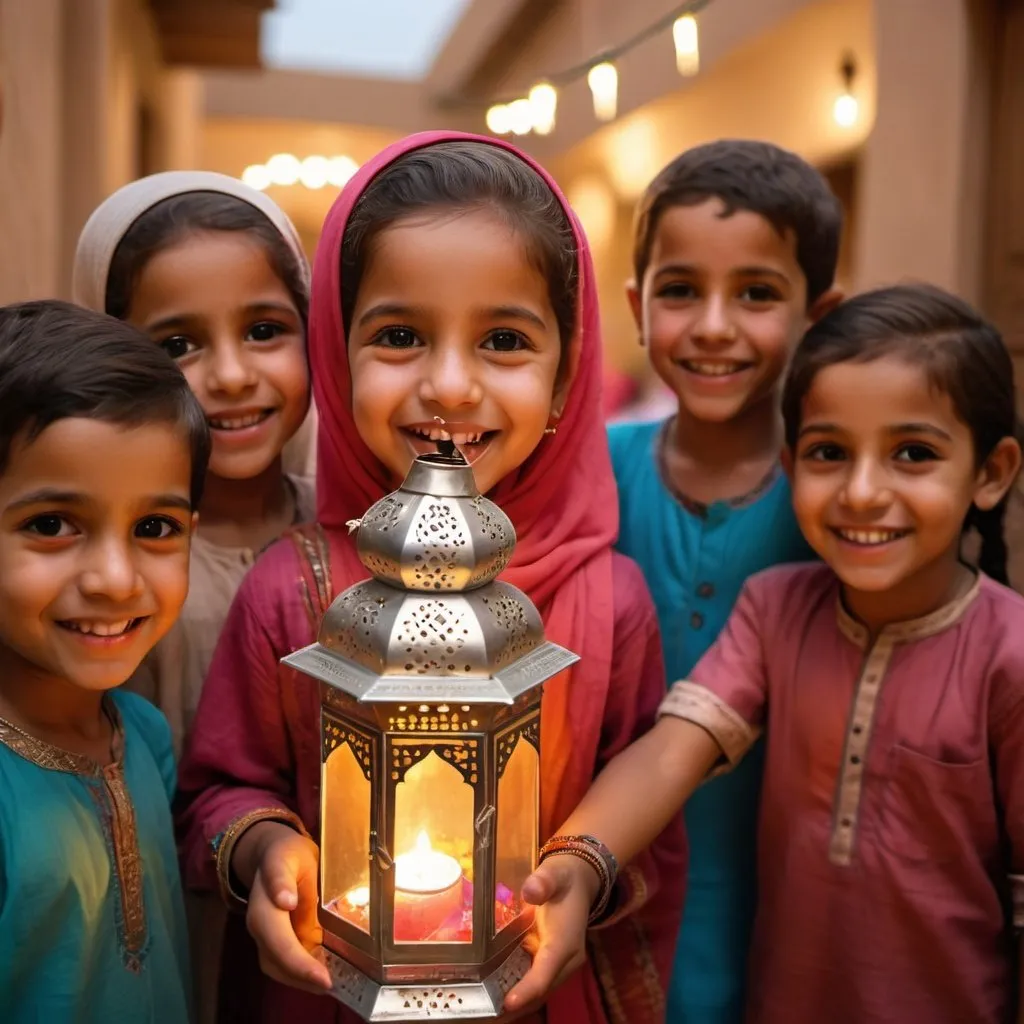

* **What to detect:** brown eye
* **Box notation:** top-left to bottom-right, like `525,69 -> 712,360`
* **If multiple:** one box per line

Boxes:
135,516 -> 183,539
804,443 -> 845,462
23,515 -> 72,537
740,284 -> 781,303
894,444 -> 938,463
482,330 -> 528,352
247,322 -> 282,342
656,282 -> 697,300
159,336 -> 193,360
375,328 -> 419,349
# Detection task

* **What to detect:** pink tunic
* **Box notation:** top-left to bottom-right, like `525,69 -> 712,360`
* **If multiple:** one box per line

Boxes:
661,563 -> 1024,1024
176,536 -> 686,1024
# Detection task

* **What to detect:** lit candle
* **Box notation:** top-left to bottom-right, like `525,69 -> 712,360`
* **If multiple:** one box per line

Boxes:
392,830 -> 464,941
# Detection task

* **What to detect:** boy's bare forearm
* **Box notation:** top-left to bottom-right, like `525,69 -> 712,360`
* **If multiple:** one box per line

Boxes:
553,716 -> 721,864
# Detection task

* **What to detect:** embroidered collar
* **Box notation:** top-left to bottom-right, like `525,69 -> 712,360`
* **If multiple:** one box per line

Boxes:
655,416 -> 782,517
836,573 -> 981,649
0,696 -> 124,775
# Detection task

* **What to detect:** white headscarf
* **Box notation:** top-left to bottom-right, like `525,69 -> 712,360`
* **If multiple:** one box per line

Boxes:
72,170 -> 309,312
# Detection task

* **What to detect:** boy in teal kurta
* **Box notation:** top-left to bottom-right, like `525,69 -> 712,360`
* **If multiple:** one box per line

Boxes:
608,140 -> 844,1022
0,301 -> 210,1021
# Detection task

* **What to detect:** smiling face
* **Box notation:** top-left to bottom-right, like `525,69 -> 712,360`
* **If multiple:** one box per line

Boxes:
630,199 -> 831,425
789,355 -> 1018,621
126,230 -> 309,484
0,417 -> 195,694
347,209 -> 565,495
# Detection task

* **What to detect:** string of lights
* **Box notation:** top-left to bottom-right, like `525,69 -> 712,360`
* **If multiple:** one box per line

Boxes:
437,0 -> 712,137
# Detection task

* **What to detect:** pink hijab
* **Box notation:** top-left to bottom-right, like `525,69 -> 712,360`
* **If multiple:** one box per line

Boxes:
308,131 -> 617,836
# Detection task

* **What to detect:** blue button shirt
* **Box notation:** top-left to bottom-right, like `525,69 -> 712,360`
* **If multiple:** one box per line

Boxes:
609,418 -> 814,1023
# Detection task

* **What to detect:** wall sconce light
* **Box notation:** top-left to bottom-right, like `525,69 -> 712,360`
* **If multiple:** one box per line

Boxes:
833,53 -> 859,128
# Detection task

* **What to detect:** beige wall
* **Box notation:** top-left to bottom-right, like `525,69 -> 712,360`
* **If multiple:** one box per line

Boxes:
0,0 -> 64,302
854,0 -> 996,303
0,0 -> 203,304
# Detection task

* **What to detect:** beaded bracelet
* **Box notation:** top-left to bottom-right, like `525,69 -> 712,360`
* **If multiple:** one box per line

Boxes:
538,834 -> 619,923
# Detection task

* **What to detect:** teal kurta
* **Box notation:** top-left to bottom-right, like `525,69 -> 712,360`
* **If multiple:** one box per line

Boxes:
0,689 -> 191,1023
609,418 -> 814,1023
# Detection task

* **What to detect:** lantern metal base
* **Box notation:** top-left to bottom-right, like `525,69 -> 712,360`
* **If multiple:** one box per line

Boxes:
314,944 -> 531,1021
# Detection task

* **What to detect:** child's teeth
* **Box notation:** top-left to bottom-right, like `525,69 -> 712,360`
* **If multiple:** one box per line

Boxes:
211,412 -> 265,430
688,361 -> 740,376
68,620 -> 133,636
839,529 -> 903,545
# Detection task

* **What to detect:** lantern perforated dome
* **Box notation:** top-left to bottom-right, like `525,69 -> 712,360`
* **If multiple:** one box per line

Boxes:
355,454 -> 516,592
315,579 -> 544,684
286,447 -> 575,705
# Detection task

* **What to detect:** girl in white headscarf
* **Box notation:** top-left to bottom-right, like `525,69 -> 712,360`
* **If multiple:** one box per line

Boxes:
74,171 -> 316,753
74,172 -> 318,1024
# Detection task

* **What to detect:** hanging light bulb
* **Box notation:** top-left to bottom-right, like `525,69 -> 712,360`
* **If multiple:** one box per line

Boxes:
486,104 -> 511,135
327,155 -> 359,188
507,98 -> 534,136
673,14 -> 699,77
241,164 -> 271,191
833,53 -> 859,128
588,62 -> 618,122
299,155 -> 330,190
528,82 -> 558,135
265,153 -> 302,187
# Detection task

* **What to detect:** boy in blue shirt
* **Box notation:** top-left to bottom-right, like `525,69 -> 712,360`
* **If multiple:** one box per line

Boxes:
0,301 -> 209,1022
608,140 -> 843,1022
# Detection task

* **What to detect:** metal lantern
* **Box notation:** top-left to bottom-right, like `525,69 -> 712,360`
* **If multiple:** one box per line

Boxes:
282,442 -> 578,1021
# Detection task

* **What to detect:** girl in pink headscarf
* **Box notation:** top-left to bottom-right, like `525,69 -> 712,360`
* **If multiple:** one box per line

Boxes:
176,132 -> 686,1023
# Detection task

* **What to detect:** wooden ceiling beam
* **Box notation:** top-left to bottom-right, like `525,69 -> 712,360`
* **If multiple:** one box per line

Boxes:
148,0 -> 276,69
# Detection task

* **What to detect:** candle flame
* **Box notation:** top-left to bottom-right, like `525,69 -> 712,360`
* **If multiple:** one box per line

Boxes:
395,829 -> 462,894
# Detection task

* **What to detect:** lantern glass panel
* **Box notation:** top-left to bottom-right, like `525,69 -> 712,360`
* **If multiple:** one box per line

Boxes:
391,742 -> 476,944
494,727 -> 539,936
322,733 -> 373,933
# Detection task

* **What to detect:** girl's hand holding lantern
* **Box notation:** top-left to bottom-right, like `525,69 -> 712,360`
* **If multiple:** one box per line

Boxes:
503,852 -> 602,1013
233,821 -> 333,995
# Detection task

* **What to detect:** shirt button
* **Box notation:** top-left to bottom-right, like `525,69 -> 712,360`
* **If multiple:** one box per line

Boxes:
690,611 -> 704,629
850,755 -> 861,765
841,817 -> 852,828
697,582 -> 715,598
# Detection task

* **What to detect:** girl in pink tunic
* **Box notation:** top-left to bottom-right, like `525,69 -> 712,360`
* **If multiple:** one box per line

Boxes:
509,284 -> 1024,1024
175,132 -> 686,1024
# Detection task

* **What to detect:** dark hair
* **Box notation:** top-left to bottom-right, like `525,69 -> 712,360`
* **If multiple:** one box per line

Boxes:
105,192 -> 309,326
0,301 -> 211,506
782,283 -> 1021,584
340,141 -> 577,359
633,139 -> 843,305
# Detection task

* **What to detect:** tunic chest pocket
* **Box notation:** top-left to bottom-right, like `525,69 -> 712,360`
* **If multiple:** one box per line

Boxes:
878,744 -> 998,866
